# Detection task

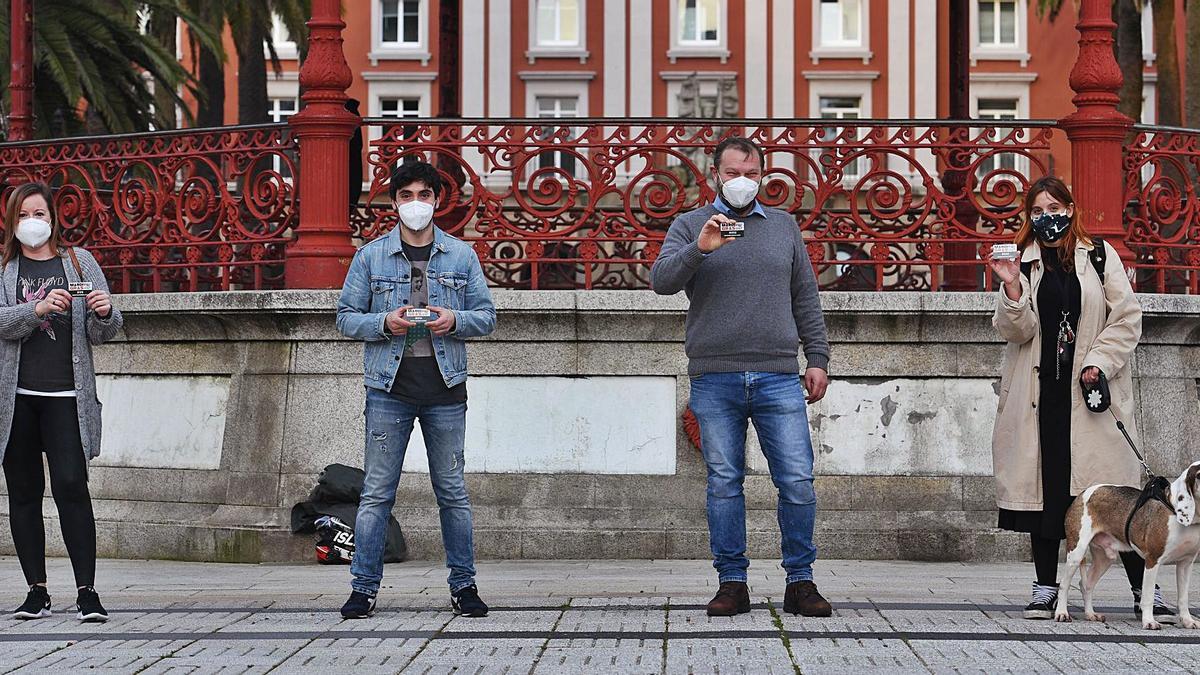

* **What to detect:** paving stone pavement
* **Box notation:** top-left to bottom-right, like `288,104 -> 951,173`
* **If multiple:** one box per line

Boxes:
0,557 -> 1198,673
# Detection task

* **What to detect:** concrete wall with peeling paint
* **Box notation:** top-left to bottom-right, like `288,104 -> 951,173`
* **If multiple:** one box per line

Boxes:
2,290 -> 1197,564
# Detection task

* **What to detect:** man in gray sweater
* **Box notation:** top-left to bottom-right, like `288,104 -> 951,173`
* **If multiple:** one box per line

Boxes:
651,137 -> 832,618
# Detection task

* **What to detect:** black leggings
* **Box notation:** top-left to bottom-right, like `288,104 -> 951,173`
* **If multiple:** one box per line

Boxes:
1031,533 -> 1144,590
3,395 -> 96,588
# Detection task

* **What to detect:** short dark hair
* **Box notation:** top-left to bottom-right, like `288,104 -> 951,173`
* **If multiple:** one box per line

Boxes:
389,159 -> 443,200
713,137 -> 764,169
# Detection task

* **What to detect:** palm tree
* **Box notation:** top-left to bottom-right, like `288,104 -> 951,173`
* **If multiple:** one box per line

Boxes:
0,0 -> 219,138
1150,0 -> 1182,126
1186,0 -> 1200,128
169,0 -> 311,127
227,0 -> 312,125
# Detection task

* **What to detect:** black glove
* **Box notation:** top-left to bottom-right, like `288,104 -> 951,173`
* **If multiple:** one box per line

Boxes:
1081,369 -> 1110,413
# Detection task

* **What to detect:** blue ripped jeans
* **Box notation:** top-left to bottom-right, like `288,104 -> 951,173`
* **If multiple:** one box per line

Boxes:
688,372 -> 818,584
351,387 -> 476,595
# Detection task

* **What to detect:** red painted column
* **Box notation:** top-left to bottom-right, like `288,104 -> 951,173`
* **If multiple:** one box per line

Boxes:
8,0 -> 34,141
285,0 -> 360,289
1059,0 -> 1134,263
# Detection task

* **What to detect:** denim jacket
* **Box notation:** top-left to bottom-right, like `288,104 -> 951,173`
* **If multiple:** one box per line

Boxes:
336,225 -> 496,391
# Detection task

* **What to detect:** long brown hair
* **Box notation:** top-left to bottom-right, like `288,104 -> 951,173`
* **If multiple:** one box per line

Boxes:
2,182 -> 60,267
1014,176 -> 1093,271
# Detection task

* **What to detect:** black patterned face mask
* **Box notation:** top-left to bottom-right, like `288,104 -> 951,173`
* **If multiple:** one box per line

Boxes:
1031,213 -> 1071,243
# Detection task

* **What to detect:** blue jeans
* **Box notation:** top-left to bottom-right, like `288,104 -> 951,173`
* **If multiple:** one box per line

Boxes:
351,388 -> 476,595
688,372 -> 818,584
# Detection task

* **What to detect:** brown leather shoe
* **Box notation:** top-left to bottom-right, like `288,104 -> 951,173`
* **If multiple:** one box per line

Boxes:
706,581 -> 751,616
784,581 -> 832,617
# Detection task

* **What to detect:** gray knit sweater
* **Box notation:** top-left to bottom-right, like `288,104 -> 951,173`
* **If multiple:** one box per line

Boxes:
0,247 -> 123,462
650,203 -> 830,375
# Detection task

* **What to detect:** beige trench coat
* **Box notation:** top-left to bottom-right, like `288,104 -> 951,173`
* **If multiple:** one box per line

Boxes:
991,240 -> 1143,511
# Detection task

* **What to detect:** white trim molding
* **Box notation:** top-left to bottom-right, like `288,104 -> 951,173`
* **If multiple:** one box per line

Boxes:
802,70 -> 880,81
603,0 -> 627,116
1142,4 -> 1156,66
970,0 -> 1030,67
361,72 -> 438,82
526,0 -> 590,63
809,0 -> 873,64
667,0 -> 732,63
369,0 -> 432,66
519,71 -> 597,81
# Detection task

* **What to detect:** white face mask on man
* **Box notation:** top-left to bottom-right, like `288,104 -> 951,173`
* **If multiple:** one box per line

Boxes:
397,200 -> 435,231
720,176 -> 760,209
15,217 -> 52,249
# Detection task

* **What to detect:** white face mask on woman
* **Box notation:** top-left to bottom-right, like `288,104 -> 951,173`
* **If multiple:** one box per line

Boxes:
720,176 -> 760,209
397,201 -> 435,231
15,217 -> 52,249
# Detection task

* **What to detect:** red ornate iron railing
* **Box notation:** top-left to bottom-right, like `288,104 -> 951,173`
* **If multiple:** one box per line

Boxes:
0,124 -> 298,292
1124,124 -> 1200,294
2,118 -> 1198,293
357,118 -> 1060,291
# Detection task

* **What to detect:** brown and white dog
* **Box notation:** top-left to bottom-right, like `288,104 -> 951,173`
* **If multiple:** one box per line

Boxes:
1054,461 -> 1200,629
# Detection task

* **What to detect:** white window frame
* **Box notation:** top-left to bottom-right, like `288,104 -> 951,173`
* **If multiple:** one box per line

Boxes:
267,75 -> 300,180
527,0 -> 589,63
668,0 -> 730,64
522,75 -> 591,181
809,0 -> 872,64
267,75 -> 301,122
268,13 -> 299,61
363,74 -> 434,193
378,97 -> 423,119
969,74 -> 1035,191
533,94 -> 583,178
806,74 -> 875,188
970,0 -> 1029,66
370,0 -> 431,66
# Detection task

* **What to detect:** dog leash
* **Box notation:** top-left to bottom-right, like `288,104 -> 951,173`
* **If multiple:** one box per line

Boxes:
1110,409 -> 1175,544
1110,409 -> 1154,479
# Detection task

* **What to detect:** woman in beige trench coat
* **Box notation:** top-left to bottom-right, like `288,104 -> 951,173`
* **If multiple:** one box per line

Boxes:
988,176 -> 1172,622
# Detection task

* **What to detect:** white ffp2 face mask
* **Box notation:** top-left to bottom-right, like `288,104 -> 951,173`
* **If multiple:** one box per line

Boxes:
15,217 -> 52,249
720,176 -> 760,209
397,201 -> 435,231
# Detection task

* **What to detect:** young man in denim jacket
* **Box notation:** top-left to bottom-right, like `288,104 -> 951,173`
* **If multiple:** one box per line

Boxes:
336,160 -> 496,619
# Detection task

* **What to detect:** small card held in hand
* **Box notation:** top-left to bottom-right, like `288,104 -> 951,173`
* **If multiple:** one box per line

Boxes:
68,281 -> 93,298
991,243 -> 1019,261
719,221 -> 745,238
404,307 -> 432,323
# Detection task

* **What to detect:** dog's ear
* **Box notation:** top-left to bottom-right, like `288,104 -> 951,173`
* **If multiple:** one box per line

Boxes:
1188,463 -> 1200,499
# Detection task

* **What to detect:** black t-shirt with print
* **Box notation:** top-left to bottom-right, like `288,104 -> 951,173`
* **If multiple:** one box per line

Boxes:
389,242 -> 467,405
16,255 -> 75,392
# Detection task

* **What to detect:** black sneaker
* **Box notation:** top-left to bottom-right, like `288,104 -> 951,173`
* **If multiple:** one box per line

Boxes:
340,591 -> 376,619
451,585 -> 489,617
12,585 -> 51,620
1133,586 -> 1178,625
76,587 -> 108,623
1023,582 -> 1058,620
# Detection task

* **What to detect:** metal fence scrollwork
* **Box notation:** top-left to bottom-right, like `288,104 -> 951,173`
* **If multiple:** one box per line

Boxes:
0,124 -> 298,293
356,119 -> 1057,291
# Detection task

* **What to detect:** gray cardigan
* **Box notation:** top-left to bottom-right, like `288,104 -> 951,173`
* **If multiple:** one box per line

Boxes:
0,247 -> 123,462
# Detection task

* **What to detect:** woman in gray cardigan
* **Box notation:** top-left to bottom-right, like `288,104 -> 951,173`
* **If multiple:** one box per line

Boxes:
0,182 -> 122,622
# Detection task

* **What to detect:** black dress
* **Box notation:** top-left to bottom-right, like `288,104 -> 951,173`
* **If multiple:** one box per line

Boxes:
997,250 -> 1081,540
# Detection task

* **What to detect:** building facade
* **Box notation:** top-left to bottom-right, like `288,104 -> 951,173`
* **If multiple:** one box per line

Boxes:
212,0 -> 1173,130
